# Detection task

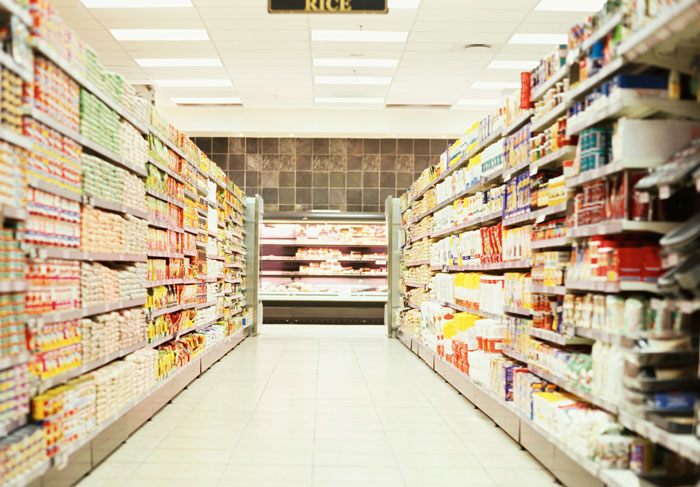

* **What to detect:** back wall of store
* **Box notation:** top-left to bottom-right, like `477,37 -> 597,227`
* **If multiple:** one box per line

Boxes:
193,137 -> 452,213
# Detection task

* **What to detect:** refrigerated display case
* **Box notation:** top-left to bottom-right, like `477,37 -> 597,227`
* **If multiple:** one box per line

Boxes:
260,213 -> 388,324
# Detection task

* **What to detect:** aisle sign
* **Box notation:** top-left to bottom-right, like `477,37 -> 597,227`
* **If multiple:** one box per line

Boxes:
269,0 -> 387,13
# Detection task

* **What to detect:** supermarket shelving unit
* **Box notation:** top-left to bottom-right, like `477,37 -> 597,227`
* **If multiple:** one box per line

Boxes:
395,3 -> 700,487
0,1 -> 256,485
259,213 -> 388,324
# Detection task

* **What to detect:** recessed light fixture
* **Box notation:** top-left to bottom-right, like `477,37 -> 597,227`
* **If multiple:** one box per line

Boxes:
441,135 -> 447,139
535,0 -> 606,11
456,98 -> 501,106
171,97 -> 241,104
311,30 -> 408,42
488,60 -> 539,70
314,76 -> 392,85
471,81 -> 521,90
388,0 -> 421,7
155,79 -> 232,87
110,29 -> 209,41
315,97 -> 384,104
136,58 -> 222,67
82,0 -> 191,6
509,33 -> 568,45
289,134 -> 295,137
313,58 -> 399,68
239,133 -> 244,137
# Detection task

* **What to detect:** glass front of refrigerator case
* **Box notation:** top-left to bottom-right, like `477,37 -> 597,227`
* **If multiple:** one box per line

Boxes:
260,214 -> 388,324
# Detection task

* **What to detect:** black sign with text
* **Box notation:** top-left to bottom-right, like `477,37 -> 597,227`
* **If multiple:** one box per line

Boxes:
269,0 -> 387,13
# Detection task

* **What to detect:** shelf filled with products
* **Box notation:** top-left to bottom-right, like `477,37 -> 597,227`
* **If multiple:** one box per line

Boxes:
0,1 -> 255,485
261,215 -> 388,323
395,2 -> 700,485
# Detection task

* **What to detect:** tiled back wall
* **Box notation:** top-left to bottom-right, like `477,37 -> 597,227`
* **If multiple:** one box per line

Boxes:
192,137 -> 453,213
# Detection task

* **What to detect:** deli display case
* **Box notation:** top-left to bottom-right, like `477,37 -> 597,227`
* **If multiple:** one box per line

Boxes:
260,213 -> 388,324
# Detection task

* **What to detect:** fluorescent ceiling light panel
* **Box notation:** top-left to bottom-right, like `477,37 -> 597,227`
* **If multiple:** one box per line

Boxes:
313,58 -> 399,68
155,79 -> 232,87
311,30 -> 408,42
172,97 -> 241,104
509,33 -> 568,45
110,29 -> 209,41
488,60 -> 539,70
471,81 -> 521,89
136,58 -> 222,67
535,0 -> 606,11
315,97 -> 384,104
388,0 -> 421,7
457,98 -> 501,106
315,76 -> 392,85
82,0 -> 191,6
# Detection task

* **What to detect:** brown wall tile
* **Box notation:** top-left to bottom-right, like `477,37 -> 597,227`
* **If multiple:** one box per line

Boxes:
313,138 -> 329,154
363,172 -> 379,188
229,154 -> 245,171
380,172 -> 395,188
296,171 -> 312,187
347,155 -> 362,171
245,138 -> 259,154
212,137 -> 228,153
261,171 -> 279,188
312,155 -> 329,171
397,139 -> 413,154
329,155 -> 346,171
279,171 -> 295,188
296,155 -> 312,171
363,154 -> 379,171
279,138 -> 295,154
262,188 -> 278,204
364,139 -> 379,154
380,139 -> 396,154
280,188 -> 295,205
296,138 -> 312,155
347,139 -> 363,155
330,172 -> 345,188
294,188 -> 309,204
380,155 -> 396,172
263,138 -> 279,154
228,138 -> 244,153
330,138 -> 346,155
347,172 -> 362,188
313,172 -> 329,188
246,154 -> 262,171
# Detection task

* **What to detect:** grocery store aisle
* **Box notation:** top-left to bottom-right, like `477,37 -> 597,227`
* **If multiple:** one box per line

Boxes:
76,325 -> 556,487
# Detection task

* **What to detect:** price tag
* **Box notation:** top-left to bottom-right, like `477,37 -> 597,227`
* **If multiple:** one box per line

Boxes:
659,186 -> 671,200
376,260 -> 387,265
535,213 -> 546,224
530,164 -> 538,177
638,191 -> 650,204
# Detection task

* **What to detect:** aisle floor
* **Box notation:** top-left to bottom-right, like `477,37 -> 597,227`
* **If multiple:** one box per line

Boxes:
76,325 -> 557,487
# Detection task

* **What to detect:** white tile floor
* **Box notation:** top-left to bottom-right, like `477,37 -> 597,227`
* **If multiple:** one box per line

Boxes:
76,325 -> 559,487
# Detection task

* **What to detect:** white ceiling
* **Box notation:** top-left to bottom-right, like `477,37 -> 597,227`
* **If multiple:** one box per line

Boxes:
53,0 -> 590,136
